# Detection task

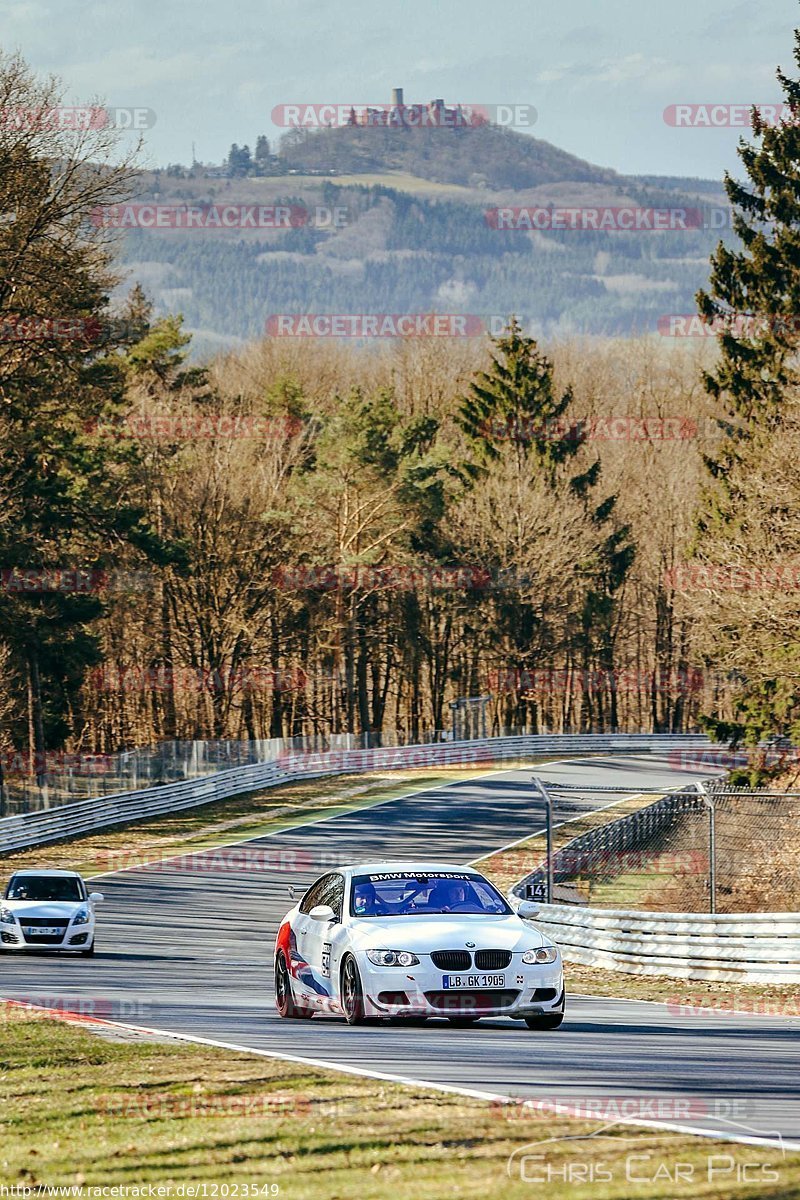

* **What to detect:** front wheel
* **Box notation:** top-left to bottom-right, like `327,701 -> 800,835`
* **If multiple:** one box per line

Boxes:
524,1013 -> 564,1029
340,955 -> 367,1025
275,952 -> 314,1019
80,940 -> 95,957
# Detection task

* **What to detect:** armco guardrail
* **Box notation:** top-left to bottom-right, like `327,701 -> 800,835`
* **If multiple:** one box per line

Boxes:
512,900 -> 800,983
0,732 -> 714,857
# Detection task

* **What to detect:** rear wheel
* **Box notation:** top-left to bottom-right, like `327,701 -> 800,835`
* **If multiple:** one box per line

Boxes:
275,952 -> 313,1019
341,955 -> 367,1025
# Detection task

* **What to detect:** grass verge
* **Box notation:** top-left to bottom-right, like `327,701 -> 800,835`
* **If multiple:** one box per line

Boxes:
1,1010 -> 797,1197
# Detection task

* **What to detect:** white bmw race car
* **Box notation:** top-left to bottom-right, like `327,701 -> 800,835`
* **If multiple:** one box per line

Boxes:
1,869 -> 104,955
274,861 -> 564,1028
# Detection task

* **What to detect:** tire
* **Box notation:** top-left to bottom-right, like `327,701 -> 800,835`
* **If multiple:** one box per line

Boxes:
80,940 -> 95,957
340,954 -> 367,1025
524,994 -> 565,1030
447,1016 -> 479,1027
275,952 -> 314,1019
524,1013 -> 564,1030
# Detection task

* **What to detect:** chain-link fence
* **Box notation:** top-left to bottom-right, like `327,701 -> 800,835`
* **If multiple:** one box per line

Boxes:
515,781 -> 800,914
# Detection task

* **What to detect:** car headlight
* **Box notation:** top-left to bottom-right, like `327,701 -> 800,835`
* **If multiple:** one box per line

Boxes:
72,908 -> 90,926
366,949 -> 420,967
0,906 -> 17,924
522,946 -> 558,964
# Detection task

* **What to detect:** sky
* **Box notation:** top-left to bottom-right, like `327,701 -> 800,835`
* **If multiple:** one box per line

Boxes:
1,0 -> 798,179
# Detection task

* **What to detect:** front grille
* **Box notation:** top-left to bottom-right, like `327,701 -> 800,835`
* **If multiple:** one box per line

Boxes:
431,950 -> 472,971
18,917 -> 69,928
474,949 -> 512,971
20,918 -> 68,946
425,989 -> 520,1012
532,987 -> 557,1001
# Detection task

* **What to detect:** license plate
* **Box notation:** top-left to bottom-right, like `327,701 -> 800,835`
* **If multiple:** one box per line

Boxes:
23,926 -> 62,937
442,974 -> 505,989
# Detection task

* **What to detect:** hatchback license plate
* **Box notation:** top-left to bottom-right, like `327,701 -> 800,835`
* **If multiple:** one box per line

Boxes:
442,974 -> 505,989
24,926 -> 62,937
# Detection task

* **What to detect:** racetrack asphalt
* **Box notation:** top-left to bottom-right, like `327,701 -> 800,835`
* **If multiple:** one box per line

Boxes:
2,754 -> 799,1148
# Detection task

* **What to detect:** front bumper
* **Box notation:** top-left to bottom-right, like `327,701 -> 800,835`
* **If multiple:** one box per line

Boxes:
359,957 -> 564,1019
0,923 -> 94,951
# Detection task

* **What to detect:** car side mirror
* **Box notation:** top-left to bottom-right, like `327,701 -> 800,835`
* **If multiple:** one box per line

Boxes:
89,892 -> 105,903
517,901 -> 540,919
309,904 -> 336,923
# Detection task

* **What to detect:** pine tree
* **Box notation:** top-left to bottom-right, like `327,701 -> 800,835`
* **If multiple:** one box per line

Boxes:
457,319 -> 584,476
694,27 -> 800,752
697,35 -> 800,430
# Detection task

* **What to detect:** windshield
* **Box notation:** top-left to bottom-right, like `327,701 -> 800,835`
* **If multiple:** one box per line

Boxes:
5,876 -> 84,903
350,872 -> 511,918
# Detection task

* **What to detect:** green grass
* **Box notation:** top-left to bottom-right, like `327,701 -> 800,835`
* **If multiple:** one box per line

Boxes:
1,1012 -> 797,1197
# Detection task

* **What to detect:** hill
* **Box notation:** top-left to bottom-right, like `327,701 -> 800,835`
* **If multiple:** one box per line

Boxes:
109,136 -> 731,357
277,122 -> 620,191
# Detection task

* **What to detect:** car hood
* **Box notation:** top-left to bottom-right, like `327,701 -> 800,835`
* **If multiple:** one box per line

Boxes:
5,901 -> 83,920
348,913 -> 551,953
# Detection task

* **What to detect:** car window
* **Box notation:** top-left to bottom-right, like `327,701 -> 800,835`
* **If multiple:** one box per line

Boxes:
5,876 -> 85,902
318,873 -> 344,921
298,875 -> 330,914
349,872 -> 510,917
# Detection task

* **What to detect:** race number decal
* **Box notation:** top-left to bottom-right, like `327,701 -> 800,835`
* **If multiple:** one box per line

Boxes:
321,942 -> 331,977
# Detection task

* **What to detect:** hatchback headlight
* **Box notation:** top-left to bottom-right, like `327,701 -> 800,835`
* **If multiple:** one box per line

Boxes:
522,946 -> 558,964
0,906 -> 16,924
72,908 -> 90,926
366,950 -> 420,967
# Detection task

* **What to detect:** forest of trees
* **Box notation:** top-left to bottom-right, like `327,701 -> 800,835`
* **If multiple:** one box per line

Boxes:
119,178 -> 729,345
2,36 -> 800,784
